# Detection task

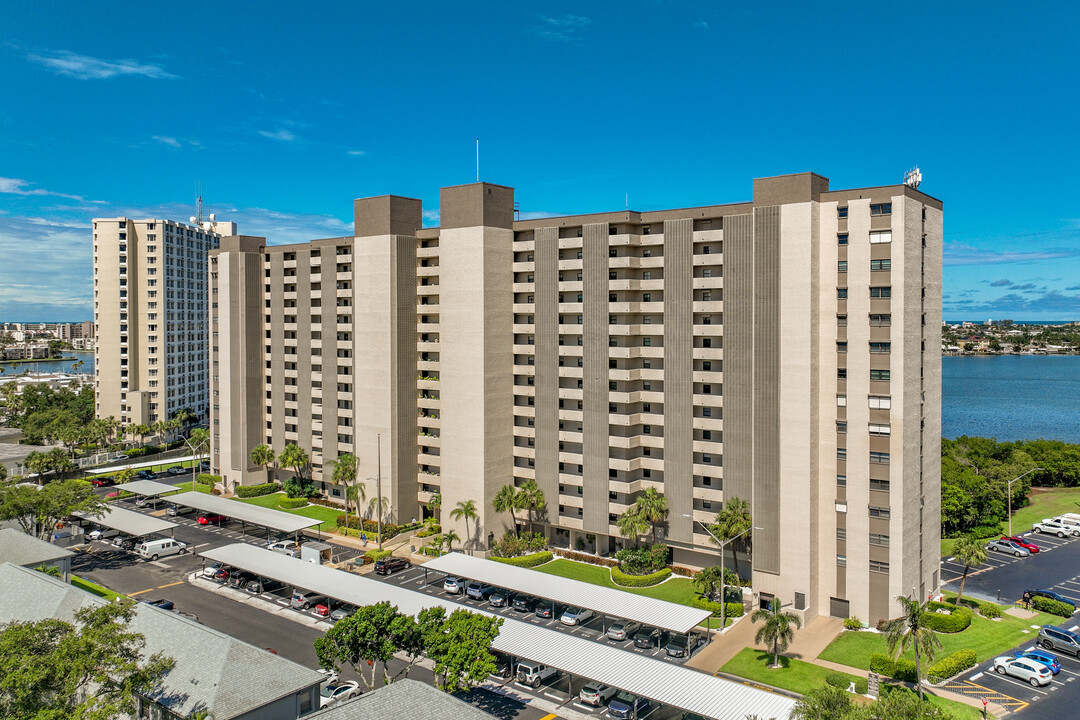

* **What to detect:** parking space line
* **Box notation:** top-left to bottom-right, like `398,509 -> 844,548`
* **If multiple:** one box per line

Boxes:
157,581 -> 184,589
985,671 -> 1050,694
128,588 -> 155,597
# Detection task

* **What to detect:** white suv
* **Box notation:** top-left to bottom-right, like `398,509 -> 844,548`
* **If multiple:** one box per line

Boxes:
1032,519 -> 1080,537
993,656 -> 1052,686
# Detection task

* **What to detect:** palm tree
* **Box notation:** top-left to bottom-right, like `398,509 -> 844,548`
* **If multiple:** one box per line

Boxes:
710,496 -> 752,580
152,420 -> 170,445
442,529 -> 461,554
167,418 -> 182,444
173,407 -> 197,433
185,428 -> 210,472
278,443 -> 310,481
330,453 -> 358,515
616,507 -> 650,544
426,491 -> 442,519
953,534 -> 988,606
131,423 -> 151,448
693,565 -> 726,602
882,595 -> 942,700
633,487 -> 668,544
493,484 -> 521,536
450,499 -> 479,554
367,495 -> 390,525
24,450 -> 50,485
751,597 -> 802,668
250,444 -> 276,483
46,447 -> 73,479
517,479 -> 546,533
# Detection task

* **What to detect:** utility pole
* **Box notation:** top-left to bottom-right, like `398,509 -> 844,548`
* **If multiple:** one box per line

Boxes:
377,432 -> 383,550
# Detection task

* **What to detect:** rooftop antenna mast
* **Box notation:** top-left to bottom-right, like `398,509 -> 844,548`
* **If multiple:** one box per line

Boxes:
475,138 -> 479,182
190,181 -> 205,226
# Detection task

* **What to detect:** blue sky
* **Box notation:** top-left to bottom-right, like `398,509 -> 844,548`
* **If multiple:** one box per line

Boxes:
1,1 -> 1078,321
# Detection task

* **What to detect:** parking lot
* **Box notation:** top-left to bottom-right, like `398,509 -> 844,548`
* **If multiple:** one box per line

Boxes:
942,529 -> 1080,606
372,565 -> 704,667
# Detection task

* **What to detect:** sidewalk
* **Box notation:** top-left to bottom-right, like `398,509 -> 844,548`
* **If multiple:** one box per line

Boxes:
686,613 -> 758,671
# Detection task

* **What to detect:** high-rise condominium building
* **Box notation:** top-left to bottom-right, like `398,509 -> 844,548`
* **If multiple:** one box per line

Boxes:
93,216 -> 235,426
210,173 -> 941,624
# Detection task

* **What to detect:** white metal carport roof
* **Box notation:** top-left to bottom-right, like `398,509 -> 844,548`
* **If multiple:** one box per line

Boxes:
73,505 -> 178,537
200,544 -> 794,720
84,454 -> 205,475
113,479 -> 182,497
423,552 -> 712,635
167,492 -> 322,535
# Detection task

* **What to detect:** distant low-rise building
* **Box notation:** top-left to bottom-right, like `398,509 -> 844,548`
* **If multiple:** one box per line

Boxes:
308,680 -> 498,720
0,528 -> 74,581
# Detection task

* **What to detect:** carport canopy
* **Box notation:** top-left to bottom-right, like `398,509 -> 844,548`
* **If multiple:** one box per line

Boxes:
113,479 -> 182,497
198,543 -> 794,720
423,552 -> 712,635
73,505 -> 178,538
167,491 -> 321,535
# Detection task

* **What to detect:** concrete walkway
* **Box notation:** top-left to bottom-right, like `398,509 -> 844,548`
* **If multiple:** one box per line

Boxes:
686,613 -> 758,671
786,616 -> 845,661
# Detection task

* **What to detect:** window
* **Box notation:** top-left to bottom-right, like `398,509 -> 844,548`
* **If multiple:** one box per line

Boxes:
870,478 -> 891,492
702,361 -> 711,371
870,259 -> 891,271
838,206 -> 848,219
869,314 -> 891,326
838,261 -> 848,272
643,271 -> 652,280
643,338 -> 651,346
869,423 -> 891,436
837,287 -> 848,299
870,203 -> 892,216
837,341 -> 848,353
837,448 -> 847,459
837,421 -> 847,433
838,233 -> 849,245
837,395 -> 847,407
869,506 -> 891,519
837,367 -> 847,379
837,555 -> 847,567
643,293 -> 651,302
870,286 -> 891,298
702,408 -> 711,417
837,314 -> 847,326
869,230 -> 892,244
869,560 -> 890,574
837,528 -> 847,540
870,451 -> 890,464
869,342 -> 891,353
868,395 -> 891,409
836,475 -> 847,486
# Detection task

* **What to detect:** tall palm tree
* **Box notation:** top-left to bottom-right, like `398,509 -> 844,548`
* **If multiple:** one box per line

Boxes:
250,444 -> 276,483
278,443 -> 310,481
367,495 -> 391,525
751,597 -> 802,668
633,487 -> 668,544
426,491 -> 442,519
185,428 -> 210,472
330,453 -> 358,515
616,507 -> 651,544
710,496 -> 753,580
493,484 -> 521,537
24,450 -> 50,485
693,565 -> 726,602
450,499 -> 479,554
882,595 -> 942,700
167,418 -> 182,444
173,407 -> 197,433
517,479 -> 546,533
46,447 -> 73,479
152,420 -> 170,445
131,423 -> 151,448
953,534 -> 988,606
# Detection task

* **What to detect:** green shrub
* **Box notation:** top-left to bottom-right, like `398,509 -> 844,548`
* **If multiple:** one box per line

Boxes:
491,551 -> 553,568
489,531 -> 547,558
1032,595 -> 1076,618
365,549 -> 393,562
195,473 -> 218,487
979,601 -> 1004,619
235,482 -> 280,498
825,671 -> 868,694
927,649 -> 977,682
335,514 -> 402,541
921,601 -> 973,633
690,596 -> 744,618
277,497 -> 309,509
611,566 -> 671,587
869,654 -> 895,677
282,476 -> 318,499
893,658 -> 917,683
614,544 -> 669,575
843,616 -> 863,630
124,447 -> 150,458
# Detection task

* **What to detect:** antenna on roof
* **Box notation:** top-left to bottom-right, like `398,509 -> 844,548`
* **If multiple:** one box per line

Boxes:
475,138 -> 480,183
190,181 -> 205,225
903,166 -> 922,189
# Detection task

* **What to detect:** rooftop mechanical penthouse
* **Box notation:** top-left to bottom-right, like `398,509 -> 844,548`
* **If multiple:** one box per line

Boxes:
209,172 -> 942,625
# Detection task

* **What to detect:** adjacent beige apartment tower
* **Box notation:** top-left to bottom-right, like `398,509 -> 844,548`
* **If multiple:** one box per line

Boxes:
209,173 -> 942,624
93,216 -> 235,426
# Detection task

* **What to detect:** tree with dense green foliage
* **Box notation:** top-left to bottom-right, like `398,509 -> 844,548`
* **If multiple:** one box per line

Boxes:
450,499 -> 478,553
0,478 -> 107,540
632,487 -> 668,543
792,685 -> 953,720
751,597 -> 802,668
314,601 -> 425,691
0,384 -> 94,445
791,685 -> 855,720
517,479 -> 546,532
710,496 -> 753,579
425,490 -> 441,518
693,565 -> 726,601
616,507 -> 650,543
493,484 -> 523,536
22,451 -> 51,484
184,428 -> 210,462
173,407 -> 197,433
250,444 -> 276,483
330,453 -> 363,518
882,595 -> 942,701
418,606 -> 504,693
0,600 -> 174,720
130,423 -> 151,447
152,419 -> 170,445
278,443 -> 310,481
442,529 -> 461,553
952,534 -> 987,606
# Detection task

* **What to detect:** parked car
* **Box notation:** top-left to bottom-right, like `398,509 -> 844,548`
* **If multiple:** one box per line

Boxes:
197,514 -> 228,525
142,598 -> 174,610
607,620 -> 642,641
512,594 -> 538,613
1039,625 -> 1080,657
114,536 -> 137,551
291,590 -> 328,610
319,681 -> 361,707
993,655 -> 1052,686
374,557 -> 410,575
1014,649 -> 1061,675
579,681 -> 617,707
559,606 -> 594,626
515,660 -> 558,688
443,576 -> 466,595
330,603 -> 358,622
134,496 -> 149,508
666,633 -> 701,658
246,577 -> 285,594
634,626 -> 664,649
488,589 -> 511,607
166,466 -> 187,476
136,538 -> 188,561
985,538 -> 1030,557
1001,536 -> 1040,553
314,599 -> 340,617
88,527 -> 119,541
89,476 -> 115,487
490,651 -> 512,679
228,571 -> 255,589
203,562 -> 228,580
1026,590 -> 1077,610
1032,519 -> 1080,537
466,582 -> 495,601
609,691 -> 651,719
166,504 -> 195,516
211,566 -> 232,584
268,540 -> 301,557
135,469 -> 157,480
110,534 -> 132,548
534,601 -> 561,619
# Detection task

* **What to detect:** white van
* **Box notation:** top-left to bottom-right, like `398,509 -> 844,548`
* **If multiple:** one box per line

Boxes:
1059,513 -> 1080,525
136,538 -> 188,561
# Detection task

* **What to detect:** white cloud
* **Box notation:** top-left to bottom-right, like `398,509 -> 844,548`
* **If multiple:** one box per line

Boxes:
258,129 -> 297,142
694,19 -> 709,29
422,209 -> 441,227
0,177 -> 85,201
28,51 -> 177,80
534,14 -> 592,41
944,242 -> 1080,266
346,150 -> 366,156
152,135 -> 182,148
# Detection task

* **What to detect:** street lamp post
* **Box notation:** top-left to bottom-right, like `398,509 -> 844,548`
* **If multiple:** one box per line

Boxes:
1007,468 -> 1043,537
686,515 -> 756,633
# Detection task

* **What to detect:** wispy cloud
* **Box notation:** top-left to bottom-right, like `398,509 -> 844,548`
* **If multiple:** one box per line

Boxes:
152,135 -> 182,148
693,19 -> 710,29
534,14 -> 592,41
944,290 -> 1080,318
422,209 -> 441,228
944,242 -> 1080,266
258,129 -> 297,142
28,51 -> 177,80
989,279 -> 1013,287
346,150 -> 366,156
0,177 -> 85,202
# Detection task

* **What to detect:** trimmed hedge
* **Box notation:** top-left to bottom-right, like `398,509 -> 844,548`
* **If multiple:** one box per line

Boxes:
235,482 -> 280,498
927,649 -> 977,683
950,595 -> 1004,619
825,671 -> 868,694
336,515 -> 403,541
278,497 -> 309,509
195,473 -> 218,487
611,566 -> 671,587
365,549 -> 393,562
551,548 -> 618,567
691,596 -> 745,618
869,653 -> 917,683
1032,595 -> 1076,618
491,551 -> 554,568
921,601 -> 973,633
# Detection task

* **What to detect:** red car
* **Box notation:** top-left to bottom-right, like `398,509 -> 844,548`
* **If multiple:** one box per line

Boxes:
197,514 -> 228,525
1002,536 -> 1040,553
313,600 -> 338,617
89,477 -> 115,487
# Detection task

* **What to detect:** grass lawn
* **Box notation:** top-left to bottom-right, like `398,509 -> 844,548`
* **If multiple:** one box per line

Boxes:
532,558 -> 699,606
819,605 -> 1058,669
942,486 -> 1080,556
72,575 -> 124,602
234,492 -> 343,533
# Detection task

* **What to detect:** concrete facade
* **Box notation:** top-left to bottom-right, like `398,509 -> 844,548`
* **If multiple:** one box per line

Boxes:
209,173 -> 941,624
